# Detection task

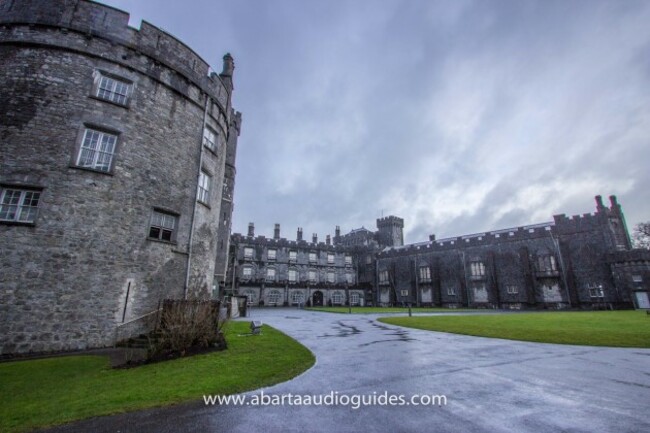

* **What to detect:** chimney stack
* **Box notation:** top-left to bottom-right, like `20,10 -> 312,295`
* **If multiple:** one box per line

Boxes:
297,227 -> 303,241
274,223 -> 280,240
312,233 -> 318,244
247,222 -> 255,237
326,235 -> 331,245
429,234 -> 436,241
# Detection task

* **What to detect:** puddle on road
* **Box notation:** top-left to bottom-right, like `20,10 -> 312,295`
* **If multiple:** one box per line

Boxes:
317,321 -> 362,339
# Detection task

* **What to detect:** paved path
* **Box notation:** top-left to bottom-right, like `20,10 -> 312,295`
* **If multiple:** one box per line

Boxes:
43,309 -> 650,433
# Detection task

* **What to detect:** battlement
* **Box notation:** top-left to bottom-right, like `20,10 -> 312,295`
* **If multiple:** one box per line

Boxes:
376,216 -> 404,227
0,0 -> 231,108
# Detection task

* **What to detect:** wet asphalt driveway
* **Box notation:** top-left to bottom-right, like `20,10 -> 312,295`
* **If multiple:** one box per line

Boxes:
43,308 -> 650,433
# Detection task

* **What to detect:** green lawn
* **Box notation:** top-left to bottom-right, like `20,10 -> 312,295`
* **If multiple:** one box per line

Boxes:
379,311 -> 650,348
0,322 -> 315,433
306,306 -> 473,314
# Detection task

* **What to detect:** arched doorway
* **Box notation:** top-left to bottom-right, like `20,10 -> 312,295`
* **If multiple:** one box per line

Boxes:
312,290 -> 324,307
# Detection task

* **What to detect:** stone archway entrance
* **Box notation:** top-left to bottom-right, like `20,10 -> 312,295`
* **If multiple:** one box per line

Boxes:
312,290 -> 324,307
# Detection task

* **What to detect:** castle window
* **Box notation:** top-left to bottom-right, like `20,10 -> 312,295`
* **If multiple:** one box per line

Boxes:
291,291 -> 304,305
350,292 -> 360,305
470,261 -> 486,277
267,290 -> 281,306
379,270 -> 389,285
203,127 -> 219,153
266,267 -> 276,281
289,250 -> 297,262
632,275 -> 643,283
148,210 -> 177,242
506,285 -> 518,294
308,270 -> 317,282
267,249 -> 277,260
331,291 -> 343,305
244,247 -> 254,259
345,255 -> 352,266
76,128 -> 117,172
327,271 -> 335,283
197,170 -> 211,204
400,289 -> 409,297
309,252 -> 318,263
327,253 -> 335,264
588,285 -> 604,298
243,289 -> 256,305
242,266 -> 253,278
447,287 -> 457,296
288,269 -> 297,282
537,255 -> 557,272
346,273 -> 354,284
95,72 -> 131,106
0,187 -> 41,224
419,266 -> 431,282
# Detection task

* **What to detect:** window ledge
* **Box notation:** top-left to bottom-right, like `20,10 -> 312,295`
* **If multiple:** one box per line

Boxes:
0,220 -> 36,227
89,94 -> 130,109
204,144 -> 220,157
147,237 -> 178,246
69,165 -> 114,176
197,200 -> 211,210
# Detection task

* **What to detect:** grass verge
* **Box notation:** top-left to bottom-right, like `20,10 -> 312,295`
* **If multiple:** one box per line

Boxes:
0,322 -> 315,433
306,306 -> 473,314
378,311 -> 650,348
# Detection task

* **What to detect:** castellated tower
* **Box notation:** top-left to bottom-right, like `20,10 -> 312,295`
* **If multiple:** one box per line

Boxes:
376,216 -> 405,248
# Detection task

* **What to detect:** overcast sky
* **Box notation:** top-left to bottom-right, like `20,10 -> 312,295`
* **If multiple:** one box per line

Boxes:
101,0 -> 650,244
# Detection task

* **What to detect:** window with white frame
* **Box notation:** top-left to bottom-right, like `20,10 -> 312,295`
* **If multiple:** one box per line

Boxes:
537,255 -> 557,272
400,289 -> 409,297
288,269 -> 297,282
76,128 -> 117,172
242,266 -> 253,278
308,270 -> 317,282
95,73 -> 131,105
506,285 -> 518,294
346,273 -> 354,284
266,268 -> 276,281
244,247 -> 254,259
447,287 -> 457,296
243,289 -> 256,305
0,187 -> 41,223
197,170 -> 211,204
470,261 -> 486,277
379,270 -> 389,285
291,291 -> 304,305
345,255 -> 352,266
267,290 -> 281,306
419,266 -> 431,282
588,284 -> 604,298
309,252 -> 317,263
148,210 -> 177,242
350,292 -> 360,305
327,271 -> 335,283
203,127 -> 219,153
267,249 -> 277,260
289,250 -> 297,262
632,275 -> 643,283
331,291 -> 343,305
327,253 -> 335,264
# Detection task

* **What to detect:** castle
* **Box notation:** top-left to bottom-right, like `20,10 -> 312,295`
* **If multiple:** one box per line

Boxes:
228,196 -> 650,310
0,0 -> 241,354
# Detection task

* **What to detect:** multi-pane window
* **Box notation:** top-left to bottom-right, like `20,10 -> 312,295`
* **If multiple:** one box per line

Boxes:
289,250 -> 297,262
149,210 -> 177,242
203,127 -> 219,153
470,261 -> 486,277
243,290 -> 256,305
242,267 -> 253,278
77,128 -> 117,172
588,284 -> 604,298
96,73 -> 131,105
447,287 -> 457,296
0,188 -> 41,223
267,290 -> 281,306
308,270 -> 317,282
350,292 -> 360,305
288,269 -> 297,282
537,255 -> 557,272
267,249 -> 277,260
345,255 -> 352,266
327,253 -> 335,264
309,252 -> 317,263
327,271 -> 335,283
379,270 -> 389,285
244,247 -> 254,259
266,268 -> 276,281
632,275 -> 643,283
331,292 -> 343,305
419,266 -> 431,282
346,273 -> 354,284
291,291 -> 304,305
197,170 -> 211,204
400,289 -> 409,297
506,285 -> 518,294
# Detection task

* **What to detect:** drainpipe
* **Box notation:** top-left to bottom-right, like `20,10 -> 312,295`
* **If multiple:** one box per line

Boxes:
184,95 -> 211,299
